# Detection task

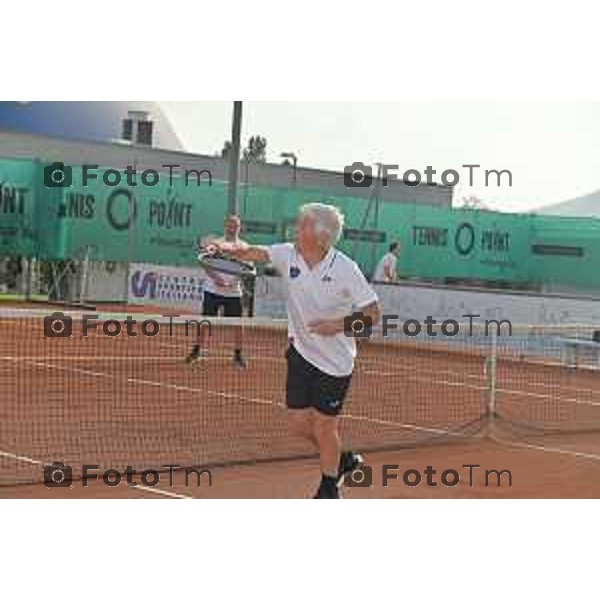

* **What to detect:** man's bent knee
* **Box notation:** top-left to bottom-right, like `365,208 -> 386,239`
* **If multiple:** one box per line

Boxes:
287,409 -> 313,437
311,411 -> 339,441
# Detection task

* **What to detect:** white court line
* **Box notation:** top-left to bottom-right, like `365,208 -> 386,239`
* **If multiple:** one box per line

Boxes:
1,356 -> 185,362
5,351 -> 600,404
498,438 -> 600,462
3,356 -> 465,437
11,330 -> 600,398
362,367 -> 488,393
0,450 -> 44,465
0,448 -> 193,499
362,354 -> 600,397
4,353 -> 600,485
0,354 -> 284,363
5,350 -> 598,408
0,355 -> 474,493
126,485 -> 192,500
495,386 -> 600,407
0,375 -> 194,498
7,353 -> 598,413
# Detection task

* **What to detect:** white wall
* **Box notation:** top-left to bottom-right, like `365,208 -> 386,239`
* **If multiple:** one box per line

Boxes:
254,276 -> 600,325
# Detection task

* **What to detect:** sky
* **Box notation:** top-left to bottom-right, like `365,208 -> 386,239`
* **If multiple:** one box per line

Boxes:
161,102 -> 600,213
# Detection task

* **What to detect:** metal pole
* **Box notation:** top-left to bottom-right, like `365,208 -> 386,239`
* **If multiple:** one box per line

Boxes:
371,164 -> 382,274
487,326 -> 498,421
80,245 -> 91,305
227,101 -> 243,216
292,156 -> 298,186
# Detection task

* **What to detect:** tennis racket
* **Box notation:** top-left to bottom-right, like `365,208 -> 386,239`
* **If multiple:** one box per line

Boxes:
195,238 -> 256,278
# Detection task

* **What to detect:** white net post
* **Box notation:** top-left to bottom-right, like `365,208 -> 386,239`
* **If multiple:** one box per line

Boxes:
79,245 -> 92,305
486,325 -> 498,421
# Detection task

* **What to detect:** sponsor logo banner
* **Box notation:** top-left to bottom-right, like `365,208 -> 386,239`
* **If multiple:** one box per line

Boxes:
128,263 -> 204,310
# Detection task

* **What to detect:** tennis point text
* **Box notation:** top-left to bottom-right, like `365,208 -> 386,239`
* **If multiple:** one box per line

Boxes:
43,461 -> 212,489
344,464 -> 513,488
43,162 -> 213,189
343,312 -> 513,338
43,312 -> 211,339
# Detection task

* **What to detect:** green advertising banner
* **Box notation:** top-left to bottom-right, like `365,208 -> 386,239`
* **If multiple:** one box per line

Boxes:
1,157 -> 599,290
0,158 -> 39,257
529,215 -> 600,287
54,164 -> 226,264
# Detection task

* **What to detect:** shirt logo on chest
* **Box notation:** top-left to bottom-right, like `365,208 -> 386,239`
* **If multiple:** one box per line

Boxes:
289,266 -> 301,279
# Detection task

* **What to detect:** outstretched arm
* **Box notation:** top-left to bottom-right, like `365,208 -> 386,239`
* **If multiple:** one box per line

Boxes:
213,240 -> 270,263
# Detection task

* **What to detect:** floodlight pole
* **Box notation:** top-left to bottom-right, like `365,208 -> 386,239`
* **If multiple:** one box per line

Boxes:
227,101 -> 243,216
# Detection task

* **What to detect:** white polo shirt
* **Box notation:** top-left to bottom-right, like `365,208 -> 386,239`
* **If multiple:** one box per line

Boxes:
267,243 -> 378,377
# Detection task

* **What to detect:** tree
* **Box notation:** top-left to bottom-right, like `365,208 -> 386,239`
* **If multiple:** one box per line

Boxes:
220,135 -> 268,163
220,140 -> 232,159
243,135 -> 267,163
459,195 -> 489,210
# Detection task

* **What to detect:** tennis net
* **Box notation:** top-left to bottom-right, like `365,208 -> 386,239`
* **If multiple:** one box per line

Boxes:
1,309 -> 600,486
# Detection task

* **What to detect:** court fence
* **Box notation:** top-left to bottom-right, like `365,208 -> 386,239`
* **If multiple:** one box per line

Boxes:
2,156 -> 600,294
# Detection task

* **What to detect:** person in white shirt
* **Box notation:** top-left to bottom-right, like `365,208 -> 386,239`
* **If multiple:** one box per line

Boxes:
373,242 -> 400,283
213,203 -> 381,499
186,214 -> 247,367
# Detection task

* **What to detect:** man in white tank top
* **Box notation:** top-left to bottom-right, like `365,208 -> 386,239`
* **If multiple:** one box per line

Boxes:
186,214 -> 247,367
373,241 -> 400,283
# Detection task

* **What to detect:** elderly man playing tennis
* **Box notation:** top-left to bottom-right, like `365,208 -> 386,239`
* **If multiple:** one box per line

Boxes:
213,203 -> 381,499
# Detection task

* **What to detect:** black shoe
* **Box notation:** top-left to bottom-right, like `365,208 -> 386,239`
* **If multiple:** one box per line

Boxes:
185,345 -> 203,364
233,350 -> 247,368
337,451 -> 364,485
313,475 -> 341,499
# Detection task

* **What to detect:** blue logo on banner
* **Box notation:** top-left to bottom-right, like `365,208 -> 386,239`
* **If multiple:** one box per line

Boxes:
131,271 -> 157,298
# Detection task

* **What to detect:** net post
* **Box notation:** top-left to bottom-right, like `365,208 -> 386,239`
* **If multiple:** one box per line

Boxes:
23,256 -> 32,300
486,325 -> 498,422
79,245 -> 91,305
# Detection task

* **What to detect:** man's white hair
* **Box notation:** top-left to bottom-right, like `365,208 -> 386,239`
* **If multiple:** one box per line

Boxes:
299,203 -> 345,245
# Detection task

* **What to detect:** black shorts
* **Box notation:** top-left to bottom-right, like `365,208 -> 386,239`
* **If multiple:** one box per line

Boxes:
285,345 -> 352,417
202,291 -> 243,317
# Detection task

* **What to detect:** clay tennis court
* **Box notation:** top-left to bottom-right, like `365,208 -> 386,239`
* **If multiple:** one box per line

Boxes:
2,306 -> 600,498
